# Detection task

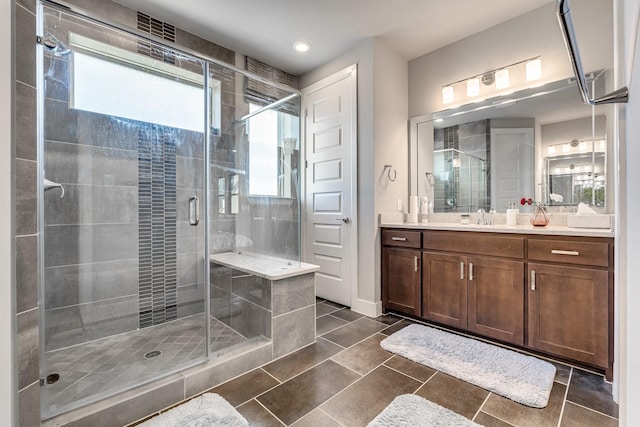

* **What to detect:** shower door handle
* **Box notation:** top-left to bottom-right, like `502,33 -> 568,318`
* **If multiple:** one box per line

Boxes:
189,196 -> 199,226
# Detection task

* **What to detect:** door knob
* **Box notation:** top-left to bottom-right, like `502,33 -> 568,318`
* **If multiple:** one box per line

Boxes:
336,217 -> 351,224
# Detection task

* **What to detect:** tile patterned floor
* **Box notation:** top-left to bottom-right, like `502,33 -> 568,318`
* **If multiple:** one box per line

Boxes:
43,314 -> 255,416
204,299 -> 619,427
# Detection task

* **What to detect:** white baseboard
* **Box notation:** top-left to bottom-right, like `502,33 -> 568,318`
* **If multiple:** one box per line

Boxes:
350,298 -> 382,318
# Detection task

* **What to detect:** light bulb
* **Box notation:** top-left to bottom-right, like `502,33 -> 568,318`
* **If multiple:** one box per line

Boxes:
495,69 -> 509,89
526,58 -> 542,81
442,86 -> 454,104
467,78 -> 480,97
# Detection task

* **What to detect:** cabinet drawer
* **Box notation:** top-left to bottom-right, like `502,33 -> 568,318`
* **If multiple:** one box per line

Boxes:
527,239 -> 609,267
423,231 -> 524,259
382,229 -> 421,248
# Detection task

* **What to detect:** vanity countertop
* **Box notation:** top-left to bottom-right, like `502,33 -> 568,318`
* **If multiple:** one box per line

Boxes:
380,221 -> 614,238
380,212 -> 614,238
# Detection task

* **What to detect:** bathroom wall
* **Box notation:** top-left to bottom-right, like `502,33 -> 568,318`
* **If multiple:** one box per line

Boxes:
38,20 -> 210,349
408,0 -> 613,118
14,0 -> 41,423
617,1 -> 640,422
1,0 -> 14,423
299,37 -> 408,314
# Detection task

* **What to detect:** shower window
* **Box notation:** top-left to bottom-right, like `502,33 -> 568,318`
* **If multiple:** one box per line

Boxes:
69,33 -> 206,131
247,103 -> 298,198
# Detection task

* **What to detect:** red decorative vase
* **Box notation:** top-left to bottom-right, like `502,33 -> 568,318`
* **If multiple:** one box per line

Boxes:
530,205 -> 549,227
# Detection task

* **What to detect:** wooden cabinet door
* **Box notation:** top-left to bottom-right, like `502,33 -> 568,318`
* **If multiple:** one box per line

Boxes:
467,256 -> 524,345
528,262 -> 609,368
382,247 -> 421,316
422,252 -> 467,329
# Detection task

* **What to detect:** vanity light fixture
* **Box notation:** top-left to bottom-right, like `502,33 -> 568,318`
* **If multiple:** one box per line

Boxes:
495,69 -> 510,90
467,78 -> 480,97
442,86 -> 454,104
440,56 -> 542,106
293,41 -> 311,53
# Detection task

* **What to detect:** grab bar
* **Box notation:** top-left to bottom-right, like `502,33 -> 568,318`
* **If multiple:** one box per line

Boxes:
556,0 -> 628,105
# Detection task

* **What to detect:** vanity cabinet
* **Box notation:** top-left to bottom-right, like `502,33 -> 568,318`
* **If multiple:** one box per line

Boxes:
382,230 -> 422,316
422,232 -> 525,345
381,228 -> 614,377
527,237 -> 612,370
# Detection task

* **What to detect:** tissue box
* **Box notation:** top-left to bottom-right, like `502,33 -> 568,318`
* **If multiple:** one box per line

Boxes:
567,214 -> 611,229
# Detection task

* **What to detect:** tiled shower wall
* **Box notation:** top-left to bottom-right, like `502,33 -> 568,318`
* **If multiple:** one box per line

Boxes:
433,120 -> 490,212
12,0 -> 235,424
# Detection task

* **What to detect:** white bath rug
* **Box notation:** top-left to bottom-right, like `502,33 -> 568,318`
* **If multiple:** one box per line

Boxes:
139,393 -> 248,427
381,324 -> 556,408
367,394 -> 481,427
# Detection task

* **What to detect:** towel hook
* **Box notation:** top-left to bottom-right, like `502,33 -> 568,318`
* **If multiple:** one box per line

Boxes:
383,164 -> 396,182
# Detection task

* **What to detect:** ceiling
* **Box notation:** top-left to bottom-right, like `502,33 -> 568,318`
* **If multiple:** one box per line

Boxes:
114,0 -> 553,76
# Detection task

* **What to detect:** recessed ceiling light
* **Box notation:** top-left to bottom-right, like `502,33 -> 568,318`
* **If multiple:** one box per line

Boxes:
293,41 -> 311,53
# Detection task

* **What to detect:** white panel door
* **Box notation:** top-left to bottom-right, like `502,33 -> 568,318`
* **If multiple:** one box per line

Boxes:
490,128 -> 535,210
303,66 -> 357,306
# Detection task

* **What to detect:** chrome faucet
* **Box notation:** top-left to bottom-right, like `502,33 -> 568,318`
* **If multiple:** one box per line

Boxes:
477,208 -> 496,225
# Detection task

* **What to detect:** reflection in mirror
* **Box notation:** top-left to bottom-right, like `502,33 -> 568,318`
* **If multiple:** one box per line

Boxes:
411,72 -> 610,213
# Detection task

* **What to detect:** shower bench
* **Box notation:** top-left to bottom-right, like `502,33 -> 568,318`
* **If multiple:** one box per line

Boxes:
209,252 -> 319,359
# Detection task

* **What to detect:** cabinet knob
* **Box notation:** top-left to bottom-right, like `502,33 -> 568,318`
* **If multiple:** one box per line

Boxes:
460,262 -> 465,280
469,263 -> 474,281
391,237 -> 407,241
414,256 -> 419,272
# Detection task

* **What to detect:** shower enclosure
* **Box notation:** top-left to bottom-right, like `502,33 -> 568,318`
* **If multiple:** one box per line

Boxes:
38,0 -> 300,419
433,148 -> 487,212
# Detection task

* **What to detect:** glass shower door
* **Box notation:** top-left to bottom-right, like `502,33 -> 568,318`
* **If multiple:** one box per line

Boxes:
38,3 -> 208,418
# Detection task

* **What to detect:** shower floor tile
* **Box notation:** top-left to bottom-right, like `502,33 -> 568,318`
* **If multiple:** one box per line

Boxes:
42,314 -> 255,415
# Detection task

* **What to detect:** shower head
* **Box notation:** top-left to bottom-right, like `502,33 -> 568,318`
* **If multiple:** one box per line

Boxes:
37,34 -> 72,56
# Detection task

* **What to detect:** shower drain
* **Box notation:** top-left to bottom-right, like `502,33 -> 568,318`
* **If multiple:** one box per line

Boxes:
144,350 -> 162,359
46,373 -> 60,385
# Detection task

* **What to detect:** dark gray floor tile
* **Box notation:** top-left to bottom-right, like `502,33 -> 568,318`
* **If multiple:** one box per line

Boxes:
372,313 -> 403,325
329,308 -> 364,322
256,360 -> 360,425
322,318 -> 389,348
380,319 -> 418,336
262,338 -> 343,382
474,411 -> 515,426
316,315 -> 348,336
316,302 -> 341,318
383,355 -> 436,382
331,333 -> 393,375
566,369 -> 618,418
236,399 -> 285,427
482,381 -> 566,427
415,372 -> 489,420
560,401 -> 618,427
291,409 -> 342,427
551,361 -> 572,385
209,368 -> 280,407
321,365 -> 421,426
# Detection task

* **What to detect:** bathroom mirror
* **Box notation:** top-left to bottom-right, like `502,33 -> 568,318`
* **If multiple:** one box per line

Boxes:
410,72 -> 612,213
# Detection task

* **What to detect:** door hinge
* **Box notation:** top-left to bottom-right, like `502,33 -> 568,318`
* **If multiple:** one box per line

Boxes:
305,160 -> 308,169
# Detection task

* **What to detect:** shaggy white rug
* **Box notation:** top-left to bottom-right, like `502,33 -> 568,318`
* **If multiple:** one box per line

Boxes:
139,393 -> 248,427
381,324 -> 556,408
367,394 -> 481,427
